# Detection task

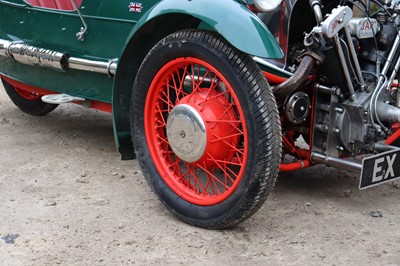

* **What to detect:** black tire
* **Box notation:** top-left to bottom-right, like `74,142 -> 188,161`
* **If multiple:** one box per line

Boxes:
131,30 -> 281,229
2,78 -> 58,116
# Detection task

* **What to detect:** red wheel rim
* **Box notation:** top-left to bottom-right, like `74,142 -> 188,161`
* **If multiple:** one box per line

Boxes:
145,57 -> 248,206
14,87 -> 41,100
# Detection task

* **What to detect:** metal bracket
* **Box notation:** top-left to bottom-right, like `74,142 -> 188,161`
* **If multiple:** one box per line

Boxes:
41,94 -> 85,104
70,0 -> 88,41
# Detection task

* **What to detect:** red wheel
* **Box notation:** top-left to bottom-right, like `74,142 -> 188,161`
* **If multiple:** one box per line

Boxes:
2,78 -> 57,115
145,57 -> 248,206
14,88 -> 41,101
131,30 -> 281,228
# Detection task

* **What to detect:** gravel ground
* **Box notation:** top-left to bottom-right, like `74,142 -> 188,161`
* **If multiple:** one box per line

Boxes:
0,83 -> 400,265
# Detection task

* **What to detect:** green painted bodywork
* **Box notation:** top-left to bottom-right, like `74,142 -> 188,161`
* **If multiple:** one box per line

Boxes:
0,0 -> 137,103
0,0 -> 284,159
128,0 -> 283,59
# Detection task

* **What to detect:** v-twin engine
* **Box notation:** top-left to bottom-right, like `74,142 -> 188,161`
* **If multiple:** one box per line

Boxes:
298,2 -> 400,158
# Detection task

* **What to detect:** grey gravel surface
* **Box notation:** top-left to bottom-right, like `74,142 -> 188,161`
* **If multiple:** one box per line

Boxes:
0,84 -> 399,265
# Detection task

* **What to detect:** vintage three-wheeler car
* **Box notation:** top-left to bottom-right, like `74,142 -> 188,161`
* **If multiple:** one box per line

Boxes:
1,0 -> 400,228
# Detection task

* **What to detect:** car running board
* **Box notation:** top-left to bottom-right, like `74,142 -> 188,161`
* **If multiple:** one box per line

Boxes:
41,94 -> 85,104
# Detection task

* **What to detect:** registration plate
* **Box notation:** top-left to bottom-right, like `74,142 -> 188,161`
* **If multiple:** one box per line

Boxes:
360,149 -> 400,189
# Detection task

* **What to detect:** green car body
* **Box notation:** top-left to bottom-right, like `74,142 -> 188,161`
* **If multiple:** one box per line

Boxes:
0,0 -> 283,159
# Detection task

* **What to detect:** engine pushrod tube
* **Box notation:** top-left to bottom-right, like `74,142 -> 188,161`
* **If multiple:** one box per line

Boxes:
344,26 -> 366,88
309,0 -> 323,26
382,33 -> 400,76
386,52 -> 400,90
311,152 -> 362,173
333,35 -> 357,101
0,38 -> 117,77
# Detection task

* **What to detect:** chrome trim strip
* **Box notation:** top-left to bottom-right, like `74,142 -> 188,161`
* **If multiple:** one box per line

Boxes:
0,1 -> 26,8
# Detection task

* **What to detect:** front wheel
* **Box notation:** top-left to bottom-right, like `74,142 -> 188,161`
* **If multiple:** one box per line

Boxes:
131,30 -> 281,229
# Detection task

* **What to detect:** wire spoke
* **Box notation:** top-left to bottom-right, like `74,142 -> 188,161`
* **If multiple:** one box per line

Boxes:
156,134 -> 169,146
217,101 -> 236,121
156,104 -> 167,125
210,132 -> 244,143
222,140 -> 244,155
147,57 -> 248,205
206,153 -> 238,185
196,164 -> 230,191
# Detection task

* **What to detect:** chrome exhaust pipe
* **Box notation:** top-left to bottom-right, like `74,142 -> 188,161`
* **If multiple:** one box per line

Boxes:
311,152 -> 362,173
5,41 -> 68,71
376,102 -> 400,124
0,39 -> 117,77
68,57 -> 117,76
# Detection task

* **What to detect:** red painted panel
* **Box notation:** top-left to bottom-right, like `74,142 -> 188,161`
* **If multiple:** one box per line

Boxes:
38,0 -> 57,9
89,101 -> 112,113
55,0 -> 73,10
26,0 -> 40,5
2,75 -> 57,96
25,0 -> 82,11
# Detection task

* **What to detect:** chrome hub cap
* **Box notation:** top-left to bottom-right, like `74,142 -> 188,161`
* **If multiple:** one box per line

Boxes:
166,104 -> 207,162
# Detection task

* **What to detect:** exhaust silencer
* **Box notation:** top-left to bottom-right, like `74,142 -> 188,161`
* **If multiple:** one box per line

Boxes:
0,39 -> 117,76
5,41 -> 68,71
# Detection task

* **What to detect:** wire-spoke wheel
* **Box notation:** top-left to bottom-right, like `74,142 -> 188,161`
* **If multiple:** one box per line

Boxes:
2,78 -> 58,116
131,30 -> 281,229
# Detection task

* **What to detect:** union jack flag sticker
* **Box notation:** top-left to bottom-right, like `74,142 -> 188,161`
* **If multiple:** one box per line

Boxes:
129,2 -> 143,13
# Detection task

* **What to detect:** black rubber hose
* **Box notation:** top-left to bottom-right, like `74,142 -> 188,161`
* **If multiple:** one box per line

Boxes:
272,55 -> 315,98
